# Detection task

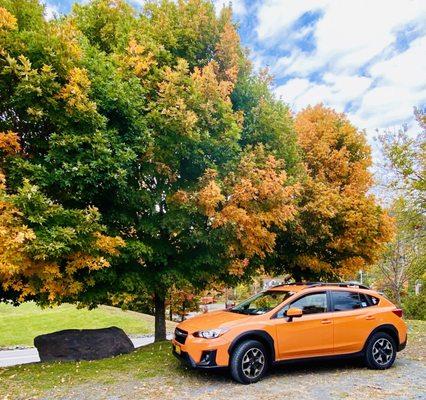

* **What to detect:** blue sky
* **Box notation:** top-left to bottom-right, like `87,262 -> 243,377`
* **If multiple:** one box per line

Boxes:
45,0 -> 426,144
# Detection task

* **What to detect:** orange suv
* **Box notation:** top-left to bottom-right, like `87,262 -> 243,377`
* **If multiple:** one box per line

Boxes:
172,283 -> 407,384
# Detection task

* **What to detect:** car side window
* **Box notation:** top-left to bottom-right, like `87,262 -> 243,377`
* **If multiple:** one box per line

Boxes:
276,292 -> 327,318
331,291 -> 367,311
291,292 -> 327,314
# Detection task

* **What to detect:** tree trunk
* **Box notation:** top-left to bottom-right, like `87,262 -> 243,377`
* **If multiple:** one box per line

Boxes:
169,292 -> 173,321
154,292 -> 167,342
395,286 -> 402,307
181,303 -> 186,322
292,269 -> 303,282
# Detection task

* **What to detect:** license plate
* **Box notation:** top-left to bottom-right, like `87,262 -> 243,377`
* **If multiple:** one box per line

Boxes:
174,344 -> 181,355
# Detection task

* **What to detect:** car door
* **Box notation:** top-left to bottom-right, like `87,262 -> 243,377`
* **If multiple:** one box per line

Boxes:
330,290 -> 378,354
273,291 -> 334,360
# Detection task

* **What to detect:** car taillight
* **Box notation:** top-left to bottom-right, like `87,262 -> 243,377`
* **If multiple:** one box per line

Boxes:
392,308 -> 403,318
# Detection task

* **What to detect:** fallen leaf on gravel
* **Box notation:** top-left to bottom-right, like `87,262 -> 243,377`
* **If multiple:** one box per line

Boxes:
365,385 -> 383,390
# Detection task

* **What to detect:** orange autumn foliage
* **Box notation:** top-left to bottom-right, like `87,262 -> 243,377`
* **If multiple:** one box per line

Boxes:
214,14 -> 240,87
0,191 -> 36,301
292,105 -> 394,278
197,147 -> 299,276
0,199 -> 124,302
0,7 -> 16,32
121,37 -> 156,79
0,131 -> 21,154
57,67 -> 97,114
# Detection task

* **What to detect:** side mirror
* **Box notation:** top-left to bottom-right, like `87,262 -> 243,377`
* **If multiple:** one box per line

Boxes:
286,307 -> 303,321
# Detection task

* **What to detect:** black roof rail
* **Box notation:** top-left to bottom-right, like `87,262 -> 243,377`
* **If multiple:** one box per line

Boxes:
271,281 -> 370,290
271,282 -> 310,288
306,282 -> 370,290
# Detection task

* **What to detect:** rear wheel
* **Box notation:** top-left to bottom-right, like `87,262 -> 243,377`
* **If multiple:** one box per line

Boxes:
230,340 -> 269,384
364,332 -> 397,369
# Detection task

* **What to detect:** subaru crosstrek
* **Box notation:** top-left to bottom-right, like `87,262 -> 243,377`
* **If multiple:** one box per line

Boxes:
172,283 -> 407,383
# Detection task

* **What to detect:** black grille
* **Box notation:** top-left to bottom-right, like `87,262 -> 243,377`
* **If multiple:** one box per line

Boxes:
174,328 -> 188,345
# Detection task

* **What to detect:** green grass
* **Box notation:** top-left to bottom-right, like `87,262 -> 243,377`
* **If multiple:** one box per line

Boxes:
405,319 -> 426,360
0,341 -> 184,399
406,319 -> 426,335
0,302 -> 176,348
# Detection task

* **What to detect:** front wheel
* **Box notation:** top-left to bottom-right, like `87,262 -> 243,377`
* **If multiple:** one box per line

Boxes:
230,340 -> 269,384
364,332 -> 397,369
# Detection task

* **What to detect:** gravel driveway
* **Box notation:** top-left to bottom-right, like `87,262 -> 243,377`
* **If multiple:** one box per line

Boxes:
46,352 -> 425,400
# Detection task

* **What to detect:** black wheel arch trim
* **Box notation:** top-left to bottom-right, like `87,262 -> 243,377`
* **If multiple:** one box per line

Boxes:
228,330 -> 275,362
364,324 -> 400,351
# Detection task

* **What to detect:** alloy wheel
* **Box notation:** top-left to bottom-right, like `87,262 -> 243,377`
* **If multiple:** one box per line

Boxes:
241,347 -> 265,379
372,338 -> 393,365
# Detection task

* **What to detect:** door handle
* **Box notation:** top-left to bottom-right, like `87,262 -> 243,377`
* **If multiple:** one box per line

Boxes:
321,319 -> 332,324
366,315 -> 375,320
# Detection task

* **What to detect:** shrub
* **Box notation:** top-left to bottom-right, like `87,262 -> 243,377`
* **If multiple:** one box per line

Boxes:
403,292 -> 426,320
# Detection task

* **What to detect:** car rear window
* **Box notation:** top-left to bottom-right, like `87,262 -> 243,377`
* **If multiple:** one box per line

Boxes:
363,293 -> 380,306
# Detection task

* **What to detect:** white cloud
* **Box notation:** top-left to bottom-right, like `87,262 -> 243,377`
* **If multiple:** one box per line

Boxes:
257,0 -> 426,74
369,36 -> 426,89
272,51 -> 322,78
350,85 -> 425,132
256,0 -> 327,40
312,1 -> 424,73
253,0 -> 426,142
350,36 -> 426,133
43,2 -> 59,21
274,78 -> 311,102
275,74 -> 372,113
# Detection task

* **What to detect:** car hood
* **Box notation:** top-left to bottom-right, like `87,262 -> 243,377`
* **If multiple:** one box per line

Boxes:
176,310 -> 250,333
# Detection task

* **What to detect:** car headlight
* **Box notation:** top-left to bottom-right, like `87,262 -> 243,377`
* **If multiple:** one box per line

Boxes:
193,328 -> 229,339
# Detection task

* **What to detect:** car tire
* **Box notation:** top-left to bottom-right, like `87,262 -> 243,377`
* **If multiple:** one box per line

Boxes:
364,332 -> 397,370
230,340 -> 269,384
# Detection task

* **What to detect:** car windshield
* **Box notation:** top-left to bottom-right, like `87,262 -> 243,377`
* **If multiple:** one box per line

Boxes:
229,291 -> 294,315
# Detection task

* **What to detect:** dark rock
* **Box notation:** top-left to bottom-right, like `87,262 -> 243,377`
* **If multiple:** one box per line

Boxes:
34,326 -> 134,362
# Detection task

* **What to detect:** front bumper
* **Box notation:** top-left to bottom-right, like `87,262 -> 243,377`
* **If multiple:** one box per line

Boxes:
171,334 -> 230,368
172,346 -> 221,369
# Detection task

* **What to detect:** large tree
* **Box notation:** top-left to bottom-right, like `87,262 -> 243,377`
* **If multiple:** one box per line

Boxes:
0,0 -> 299,340
378,107 -> 425,212
267,105 -> 394,281
373,198 -> 424,305
374,108 -> 426,303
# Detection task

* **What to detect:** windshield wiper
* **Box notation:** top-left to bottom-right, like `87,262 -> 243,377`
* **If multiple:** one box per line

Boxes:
227,308 -> 244,314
